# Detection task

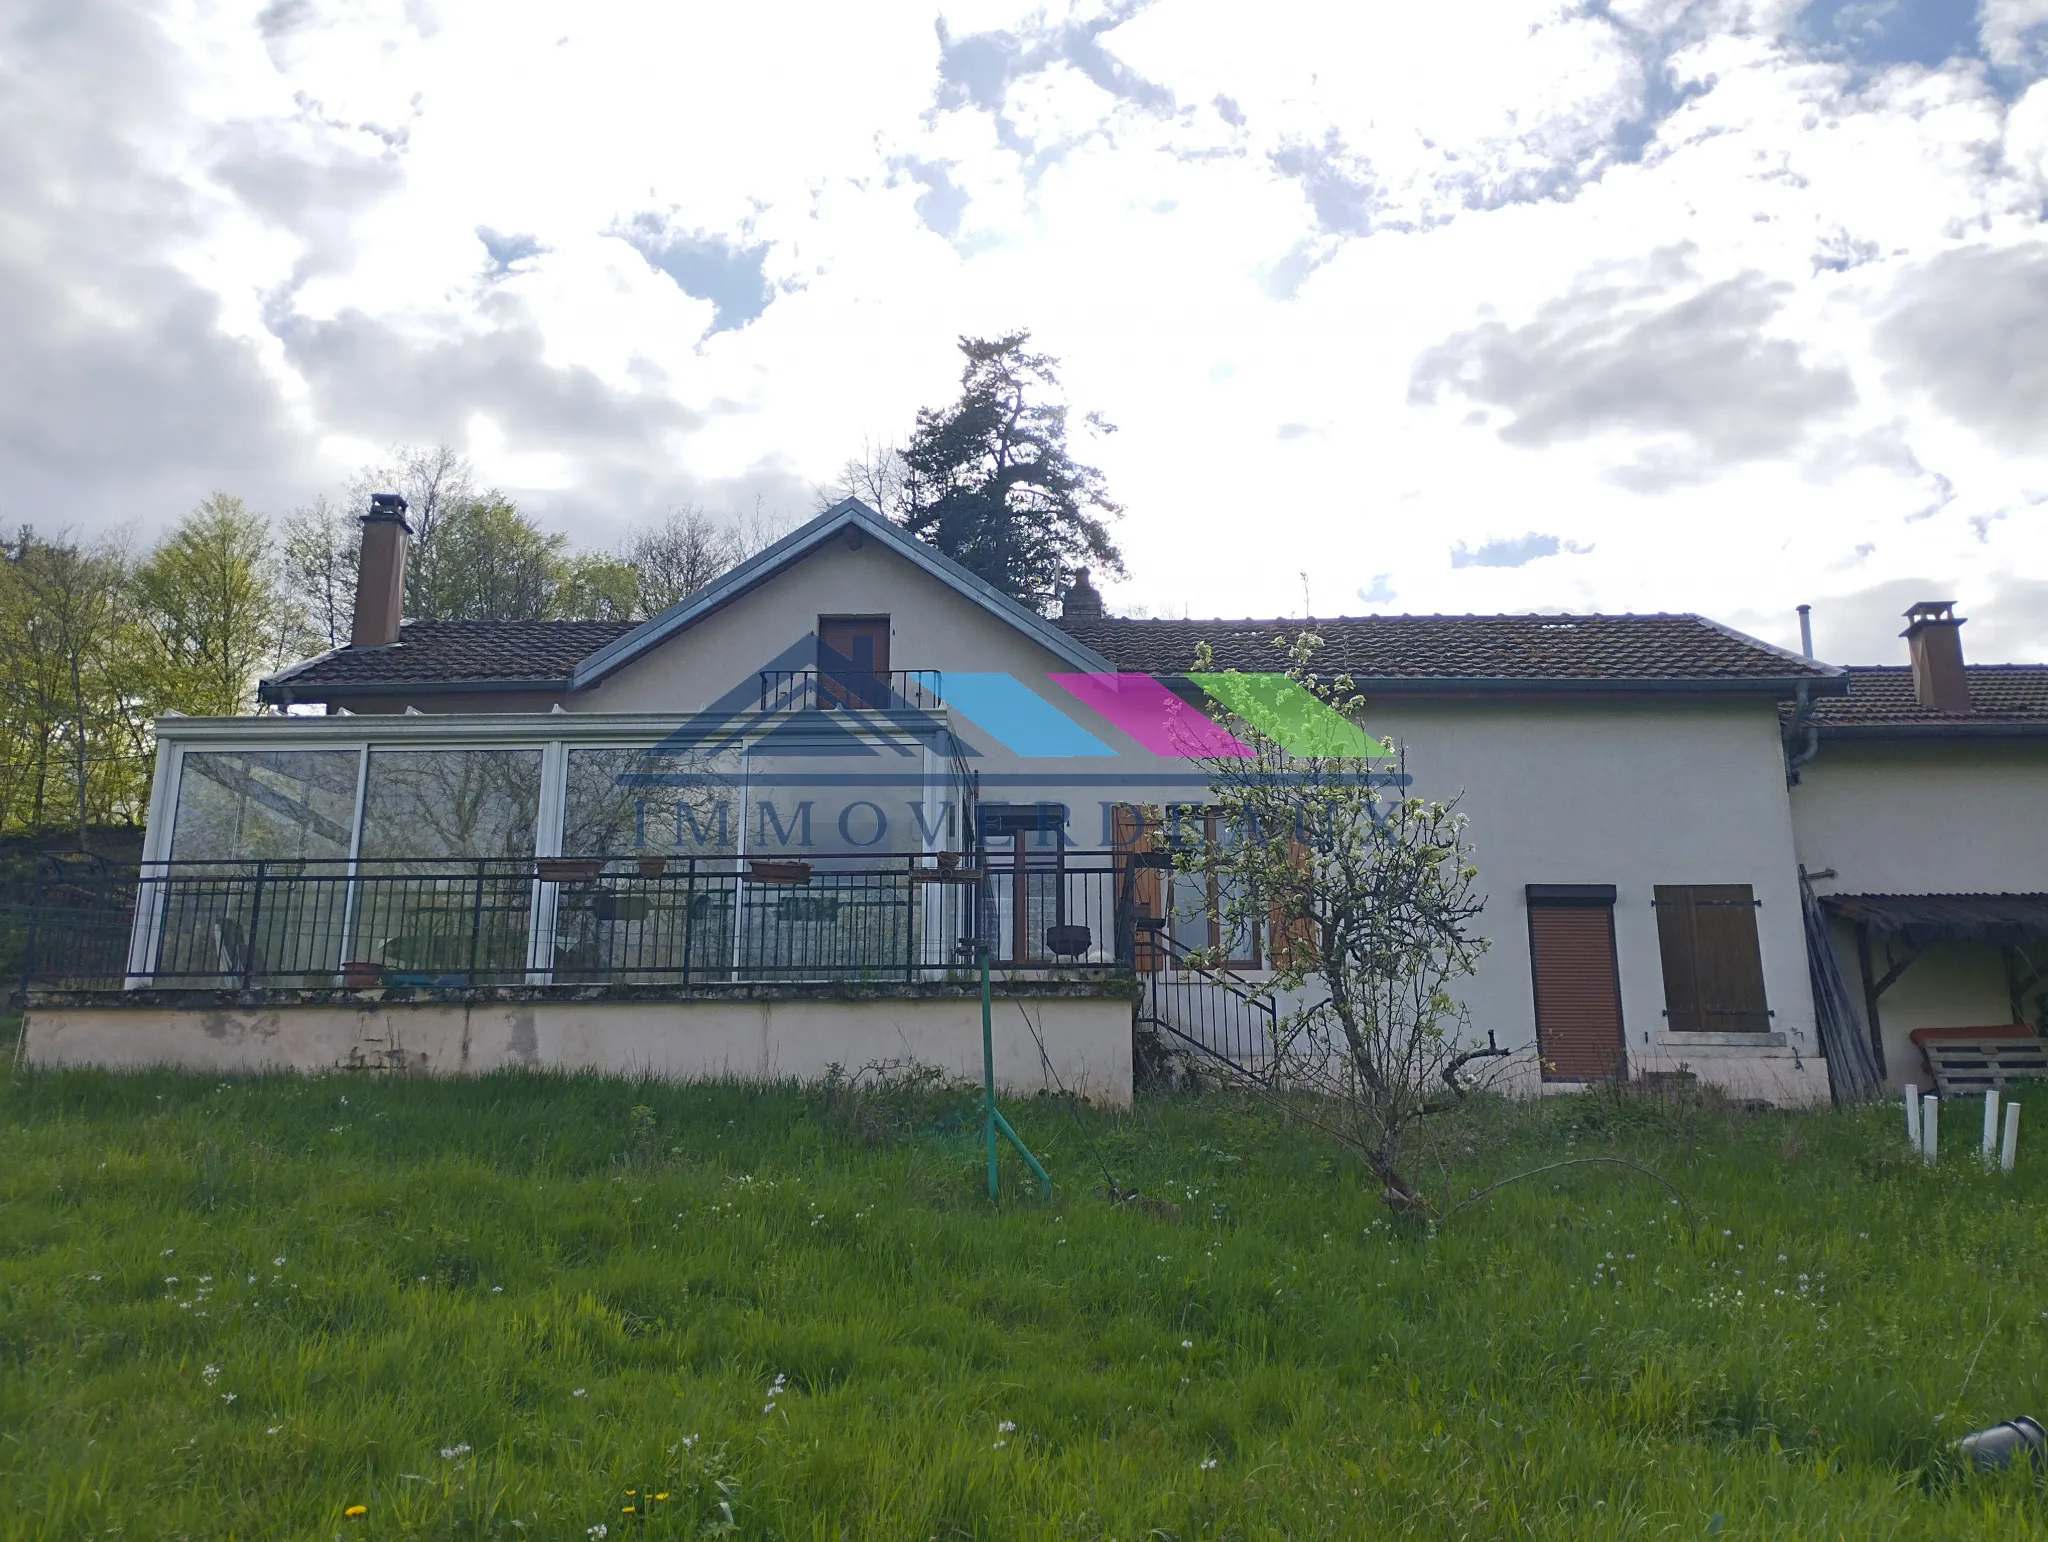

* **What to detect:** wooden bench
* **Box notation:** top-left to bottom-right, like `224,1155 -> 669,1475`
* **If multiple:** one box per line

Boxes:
1911,1026 -> 2048,1097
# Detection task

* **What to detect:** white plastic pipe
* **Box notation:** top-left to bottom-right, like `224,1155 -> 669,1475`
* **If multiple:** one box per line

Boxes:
1923,1097 -> 1939,1163
1984,1089 -> 2001,1166
1905,1084 -> 1922,1149
2003,1103 -> 2022,1173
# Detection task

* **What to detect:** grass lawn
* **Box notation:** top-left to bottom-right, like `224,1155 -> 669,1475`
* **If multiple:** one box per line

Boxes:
5,1020 -> 2048,1539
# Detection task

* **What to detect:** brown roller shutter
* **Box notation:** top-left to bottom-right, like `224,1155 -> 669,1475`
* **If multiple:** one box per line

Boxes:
1527,887 -> 1625,1082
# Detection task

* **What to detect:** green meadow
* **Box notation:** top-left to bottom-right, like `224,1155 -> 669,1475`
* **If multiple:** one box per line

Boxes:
4,1019 -> 2047,1540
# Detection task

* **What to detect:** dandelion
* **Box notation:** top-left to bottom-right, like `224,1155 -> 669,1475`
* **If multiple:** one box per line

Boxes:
621,1506 -> 635,1515
654,1492 -> 670,1501
345,1504 -> 368,1518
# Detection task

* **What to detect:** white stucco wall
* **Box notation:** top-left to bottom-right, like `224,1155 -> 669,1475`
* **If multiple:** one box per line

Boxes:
1349,696 -> 1818,1076
1791,739 -> 2048,895
1791,739 -> 2048,1084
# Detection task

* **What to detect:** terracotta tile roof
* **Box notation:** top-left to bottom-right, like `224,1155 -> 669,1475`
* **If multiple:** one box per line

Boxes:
261,620 -> 638,702
1803,666 -> 2048,734
1056,613 -> 1835,688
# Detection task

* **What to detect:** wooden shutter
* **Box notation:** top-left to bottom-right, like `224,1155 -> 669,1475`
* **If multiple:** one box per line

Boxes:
1267,835 -> 1317,972
1654,884 -> 1770,1033
1110,805 -> 1163,973
1527,886 -> 1624,1082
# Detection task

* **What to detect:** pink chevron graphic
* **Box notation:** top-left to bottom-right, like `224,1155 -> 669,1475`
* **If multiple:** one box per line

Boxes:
1048,673 -> 1254,758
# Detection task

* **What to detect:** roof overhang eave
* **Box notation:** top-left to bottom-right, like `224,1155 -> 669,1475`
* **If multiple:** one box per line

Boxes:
257,676 -> 573,705
1339,673 -> 1849,699
1814,720 -> 2048,741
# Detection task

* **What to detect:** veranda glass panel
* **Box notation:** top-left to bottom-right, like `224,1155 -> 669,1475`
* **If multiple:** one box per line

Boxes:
555,747 -> 742,981
156,750 -> 360,983
353,749 -> 543,982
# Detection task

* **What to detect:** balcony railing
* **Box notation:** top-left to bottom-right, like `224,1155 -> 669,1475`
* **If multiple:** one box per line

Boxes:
758,669 -> 943,713
18,850 -> 1139,991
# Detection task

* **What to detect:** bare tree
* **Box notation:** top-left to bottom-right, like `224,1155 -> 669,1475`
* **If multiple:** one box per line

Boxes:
731,495 -> 794,561
624,505 -> 740,614
278,495 -> 358,651
347,443 -> 476,622
1173,631 -> 1493,1213
817,438 -> 908,517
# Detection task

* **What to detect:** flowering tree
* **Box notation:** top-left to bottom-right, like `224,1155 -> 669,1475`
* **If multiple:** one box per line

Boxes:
1173,632 -> 1494,1212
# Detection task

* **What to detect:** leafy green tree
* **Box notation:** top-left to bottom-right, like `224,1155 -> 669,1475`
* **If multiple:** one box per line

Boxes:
893,332 -> 1125,614
553,552 -> 644,621
133,495 -> 291,717
409,494 -> 564,622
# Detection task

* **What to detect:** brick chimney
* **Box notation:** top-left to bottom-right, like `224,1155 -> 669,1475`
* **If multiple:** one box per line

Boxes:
1058,567 -> 1103,626
1901,599 -> 1970,713
350,493 -> 412,648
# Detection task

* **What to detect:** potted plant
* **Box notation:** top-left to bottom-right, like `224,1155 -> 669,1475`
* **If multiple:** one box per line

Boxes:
537,857 -> 603,883
637,855 -> 668,878
341,959 -> 383,990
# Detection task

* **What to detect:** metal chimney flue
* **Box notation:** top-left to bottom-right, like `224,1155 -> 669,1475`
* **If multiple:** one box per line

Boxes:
1797,604 -> 1813,659
350,492 -> 412,649
1901,600 -> 1970,714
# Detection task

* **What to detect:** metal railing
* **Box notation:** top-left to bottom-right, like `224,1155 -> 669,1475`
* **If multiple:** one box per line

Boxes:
1137,926 -> 1284,1081
20,850 -> 1135,991
758,669 -> 943,713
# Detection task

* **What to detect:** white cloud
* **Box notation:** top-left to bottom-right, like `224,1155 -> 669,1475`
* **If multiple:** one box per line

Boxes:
1,0 -> 2045,659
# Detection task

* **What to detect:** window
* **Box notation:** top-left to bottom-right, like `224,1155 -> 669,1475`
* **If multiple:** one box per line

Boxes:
1526,885 -> 1623,1082
1163,810 -> 1261,969
1654,884 -> 1771,1033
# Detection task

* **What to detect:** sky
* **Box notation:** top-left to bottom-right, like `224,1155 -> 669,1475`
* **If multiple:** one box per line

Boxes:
3,0 -> 2046,664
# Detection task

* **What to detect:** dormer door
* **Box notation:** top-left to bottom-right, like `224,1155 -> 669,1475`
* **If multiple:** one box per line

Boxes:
818,616 -> 890,709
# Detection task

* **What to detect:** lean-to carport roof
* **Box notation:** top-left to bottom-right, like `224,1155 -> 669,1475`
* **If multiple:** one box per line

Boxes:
1820,893 -> 2048,946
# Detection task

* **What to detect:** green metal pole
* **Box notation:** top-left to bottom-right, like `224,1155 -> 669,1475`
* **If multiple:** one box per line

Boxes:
982,943 -> 999,1202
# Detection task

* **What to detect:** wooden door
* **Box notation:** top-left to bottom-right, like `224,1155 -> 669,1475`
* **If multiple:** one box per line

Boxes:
818,616 -> 890,708
1528,896 -> 1625,1081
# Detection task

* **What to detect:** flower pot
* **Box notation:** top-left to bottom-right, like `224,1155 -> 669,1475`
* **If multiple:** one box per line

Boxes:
747,859 -> 813,885
341,960 -> 383,990
637,855 -> 668,878
537,858 -> 603,884
1044,924 -> 1094,958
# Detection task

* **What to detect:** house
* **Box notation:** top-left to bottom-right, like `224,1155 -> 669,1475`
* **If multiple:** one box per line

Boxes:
1789,602 -> 2048,1090
21,496 -> 2046,1106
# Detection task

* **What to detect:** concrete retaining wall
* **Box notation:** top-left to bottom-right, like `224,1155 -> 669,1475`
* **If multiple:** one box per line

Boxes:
23,984 -> 1136,1108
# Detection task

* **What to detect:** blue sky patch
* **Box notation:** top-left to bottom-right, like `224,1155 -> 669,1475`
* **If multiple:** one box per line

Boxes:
614,214 -> 774,334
